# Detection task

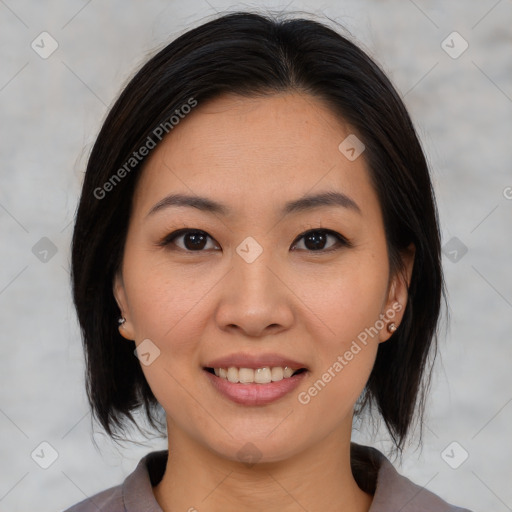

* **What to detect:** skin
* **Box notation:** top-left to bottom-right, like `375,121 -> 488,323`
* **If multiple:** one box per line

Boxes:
114,92 -> 414,512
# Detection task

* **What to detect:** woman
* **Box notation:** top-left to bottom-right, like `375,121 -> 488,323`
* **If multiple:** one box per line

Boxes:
65,11 -> 472,512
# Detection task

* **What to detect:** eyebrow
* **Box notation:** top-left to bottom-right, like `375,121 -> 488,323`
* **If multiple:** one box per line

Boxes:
146,190 -> 361,218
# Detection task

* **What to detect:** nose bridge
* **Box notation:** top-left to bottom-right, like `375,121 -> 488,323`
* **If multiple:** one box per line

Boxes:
214,234 -> 293,335
232,235 -> 279,301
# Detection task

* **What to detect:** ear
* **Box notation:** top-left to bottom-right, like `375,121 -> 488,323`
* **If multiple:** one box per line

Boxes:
113,270 -> 136,341
378,243 -> 415,343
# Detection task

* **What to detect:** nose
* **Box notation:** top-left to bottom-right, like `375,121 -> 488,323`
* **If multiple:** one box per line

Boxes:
213,243 -> 294,338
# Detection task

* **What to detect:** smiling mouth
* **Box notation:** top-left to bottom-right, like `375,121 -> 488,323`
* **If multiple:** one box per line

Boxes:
204,366 -> 307,384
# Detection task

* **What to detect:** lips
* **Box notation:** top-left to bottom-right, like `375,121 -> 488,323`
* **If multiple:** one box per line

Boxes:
202,353 -> 309,406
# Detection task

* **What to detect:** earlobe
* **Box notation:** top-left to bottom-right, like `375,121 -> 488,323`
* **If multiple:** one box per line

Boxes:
378,300 -> 403,343
379,243 -> 415,343
113,271 -> 135,341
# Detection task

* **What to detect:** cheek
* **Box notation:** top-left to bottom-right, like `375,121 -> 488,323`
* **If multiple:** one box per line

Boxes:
122,253 -> 212,418
120,248 -> 219,405
123,246 -> 218,341
296,272 -> 384,422
303,250 -> 389,344
296,251 -> 388,402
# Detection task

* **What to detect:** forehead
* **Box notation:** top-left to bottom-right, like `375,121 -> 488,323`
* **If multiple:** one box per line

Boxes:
133,92 -> 379,220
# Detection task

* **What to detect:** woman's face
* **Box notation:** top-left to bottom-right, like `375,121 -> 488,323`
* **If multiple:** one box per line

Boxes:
114,92 -> 412,463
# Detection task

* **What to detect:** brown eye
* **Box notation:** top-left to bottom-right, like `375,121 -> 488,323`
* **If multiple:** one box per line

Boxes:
160,229 -> 219,251
292,229 -> 351,252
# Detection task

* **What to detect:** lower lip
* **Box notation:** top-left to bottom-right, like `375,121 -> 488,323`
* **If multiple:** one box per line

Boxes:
204,369 -> 308,406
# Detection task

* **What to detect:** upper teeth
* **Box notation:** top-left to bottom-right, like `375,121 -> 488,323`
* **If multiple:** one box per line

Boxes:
213,366 -> 298,384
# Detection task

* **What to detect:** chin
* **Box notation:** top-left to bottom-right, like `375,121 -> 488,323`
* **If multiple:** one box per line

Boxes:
199,429 -> 307,466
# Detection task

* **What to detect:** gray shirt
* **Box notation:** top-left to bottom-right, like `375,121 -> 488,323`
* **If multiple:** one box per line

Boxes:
62,443 -> 472,511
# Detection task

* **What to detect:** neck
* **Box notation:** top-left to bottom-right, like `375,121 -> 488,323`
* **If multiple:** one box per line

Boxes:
153,425 -> 373,512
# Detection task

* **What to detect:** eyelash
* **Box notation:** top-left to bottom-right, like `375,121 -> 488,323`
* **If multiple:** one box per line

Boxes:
157,227 -> 352,254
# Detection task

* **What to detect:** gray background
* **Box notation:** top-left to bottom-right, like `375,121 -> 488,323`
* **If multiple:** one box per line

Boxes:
1,1 -> 511,511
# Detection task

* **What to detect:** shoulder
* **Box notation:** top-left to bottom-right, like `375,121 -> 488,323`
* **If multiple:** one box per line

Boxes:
352,443 -> 473,512
61,450 -> 168,512
61,483 -> 123,512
